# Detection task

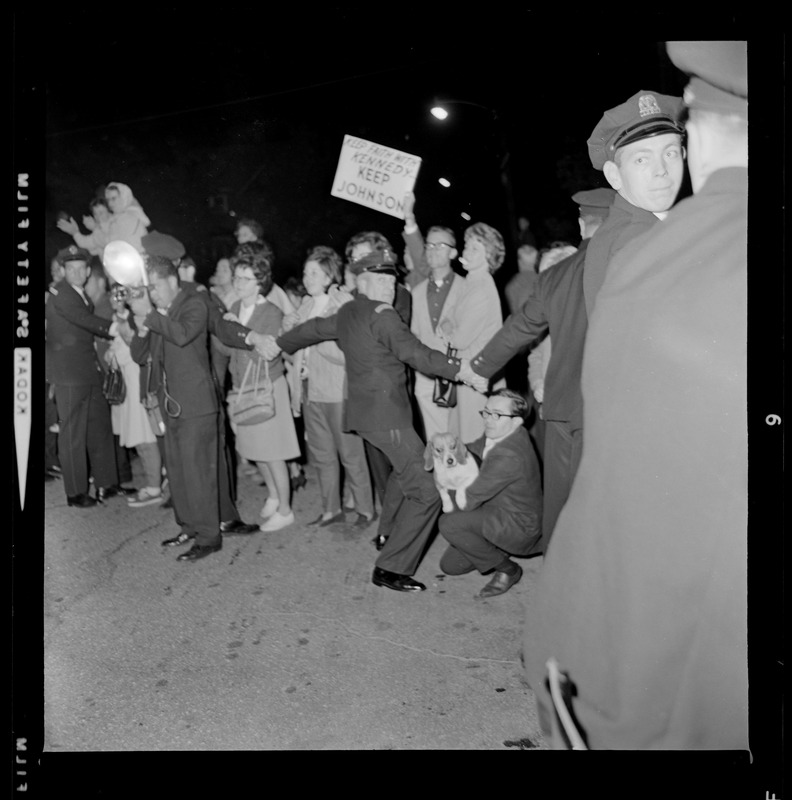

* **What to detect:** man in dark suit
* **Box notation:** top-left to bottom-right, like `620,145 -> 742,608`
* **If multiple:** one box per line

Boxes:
258,249 -> 466,592
45,245 -> 127,507
127,256 -> 224,562
137,232 -> 259,535
438,389 -> 542,598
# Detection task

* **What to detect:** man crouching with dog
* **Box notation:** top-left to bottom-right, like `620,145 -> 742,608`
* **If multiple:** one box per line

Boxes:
437,389 -> 542,599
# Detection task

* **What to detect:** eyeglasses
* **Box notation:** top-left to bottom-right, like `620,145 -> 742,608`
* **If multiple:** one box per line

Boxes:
479,409 -> 519,420
425,242 -> 454,251
233,275 -> 257,284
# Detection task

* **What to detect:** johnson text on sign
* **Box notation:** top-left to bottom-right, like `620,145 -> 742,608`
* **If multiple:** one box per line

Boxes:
331,135 -> 422,219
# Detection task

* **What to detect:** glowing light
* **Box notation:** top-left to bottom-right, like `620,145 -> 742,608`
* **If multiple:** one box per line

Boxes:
438,178 -> 451,188
431,106 -> 449,120
460,212 -> 471,221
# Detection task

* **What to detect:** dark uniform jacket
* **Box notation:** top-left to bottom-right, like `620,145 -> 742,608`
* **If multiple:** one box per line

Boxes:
45,280 -> 113,386
523,167 -> 748,750
277,294 -> 460,433
130,285 -> 217,420
471,241 -> 589,429
464,425 -> 543,555
582,192 -> 659,316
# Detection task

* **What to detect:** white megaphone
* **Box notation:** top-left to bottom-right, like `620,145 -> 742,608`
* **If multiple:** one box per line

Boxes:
103,240 -> 149,287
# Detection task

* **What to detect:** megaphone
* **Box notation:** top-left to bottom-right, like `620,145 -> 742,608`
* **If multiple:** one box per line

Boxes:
103,240 -> 149,287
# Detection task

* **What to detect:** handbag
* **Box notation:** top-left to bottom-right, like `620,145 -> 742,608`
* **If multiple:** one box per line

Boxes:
102,357 -> 126,405
433,344 -> 458,408
228,357 -> 275,426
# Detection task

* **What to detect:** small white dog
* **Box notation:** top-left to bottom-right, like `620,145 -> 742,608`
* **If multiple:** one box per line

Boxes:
423,432 -> 480,513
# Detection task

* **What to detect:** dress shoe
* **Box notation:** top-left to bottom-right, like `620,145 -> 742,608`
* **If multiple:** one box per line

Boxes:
477,564 -> 523,599
372,567 -> 426,592
96,485 -> 137,503
220,519 -> 260,535
67,493 -> 97,508
162,531 -> 195,547
352,511 -> 377,530
371,533 -> 388,551
177,541 -> 222,562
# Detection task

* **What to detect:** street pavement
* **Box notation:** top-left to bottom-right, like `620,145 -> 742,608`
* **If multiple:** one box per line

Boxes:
42,457 -> 548,752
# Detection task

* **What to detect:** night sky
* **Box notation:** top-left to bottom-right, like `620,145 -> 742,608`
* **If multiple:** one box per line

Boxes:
25,11 -> 755,284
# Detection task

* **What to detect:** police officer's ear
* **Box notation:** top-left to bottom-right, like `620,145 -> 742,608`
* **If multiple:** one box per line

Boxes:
602,160 -> 623,193
450,246 -> 458,261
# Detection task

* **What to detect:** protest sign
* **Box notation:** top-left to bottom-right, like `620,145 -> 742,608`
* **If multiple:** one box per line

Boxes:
331,135 -> 422,219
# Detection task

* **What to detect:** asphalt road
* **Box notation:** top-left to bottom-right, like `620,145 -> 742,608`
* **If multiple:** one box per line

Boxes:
42,457 -> 547,752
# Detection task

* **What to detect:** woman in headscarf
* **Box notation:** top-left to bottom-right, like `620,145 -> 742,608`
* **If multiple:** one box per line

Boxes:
103,182 -> 150,252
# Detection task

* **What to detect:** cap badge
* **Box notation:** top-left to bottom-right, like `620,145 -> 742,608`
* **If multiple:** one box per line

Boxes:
638,94 -> 662,117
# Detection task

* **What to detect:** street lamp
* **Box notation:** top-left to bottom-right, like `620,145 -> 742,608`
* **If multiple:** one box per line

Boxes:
429,98 -> 517,252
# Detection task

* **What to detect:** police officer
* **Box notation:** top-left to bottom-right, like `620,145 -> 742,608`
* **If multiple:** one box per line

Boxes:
46,245 -> 126,507
583,89 -> 686,315
522,42 -> 748,749
260,249 -> 464,592
458,188 -> 614,554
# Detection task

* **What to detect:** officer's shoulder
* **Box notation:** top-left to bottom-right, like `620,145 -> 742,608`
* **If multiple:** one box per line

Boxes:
374,303 -> 395,315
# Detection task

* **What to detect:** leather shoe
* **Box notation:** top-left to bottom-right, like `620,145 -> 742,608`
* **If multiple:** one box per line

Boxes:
162,531 -> 195,547
220,519 -> 260,535
371,533 -> 388,551
353,511 -> 378,530
67,493 -> 97,508
372,567 -> 425,592
477,564 -> 523,599
96,485 -> 137,502
177,542 -> 222,562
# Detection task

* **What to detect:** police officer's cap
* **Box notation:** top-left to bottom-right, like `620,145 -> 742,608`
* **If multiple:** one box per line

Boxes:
587,90 -> 685,170
666,41 -> 747,118
572,187 -> 616,218
141,231 -> 186,262
56,245 -> 91,266
349,248 -> 399,277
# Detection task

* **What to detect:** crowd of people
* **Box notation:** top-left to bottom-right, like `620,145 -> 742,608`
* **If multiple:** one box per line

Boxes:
45,41 -> 748,750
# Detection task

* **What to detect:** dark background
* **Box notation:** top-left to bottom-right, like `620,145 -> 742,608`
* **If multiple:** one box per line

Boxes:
38,10 -> 711,288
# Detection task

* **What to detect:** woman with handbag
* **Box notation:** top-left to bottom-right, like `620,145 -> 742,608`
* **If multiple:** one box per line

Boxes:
282,246 -> 375,529
226,249 -> 300,532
